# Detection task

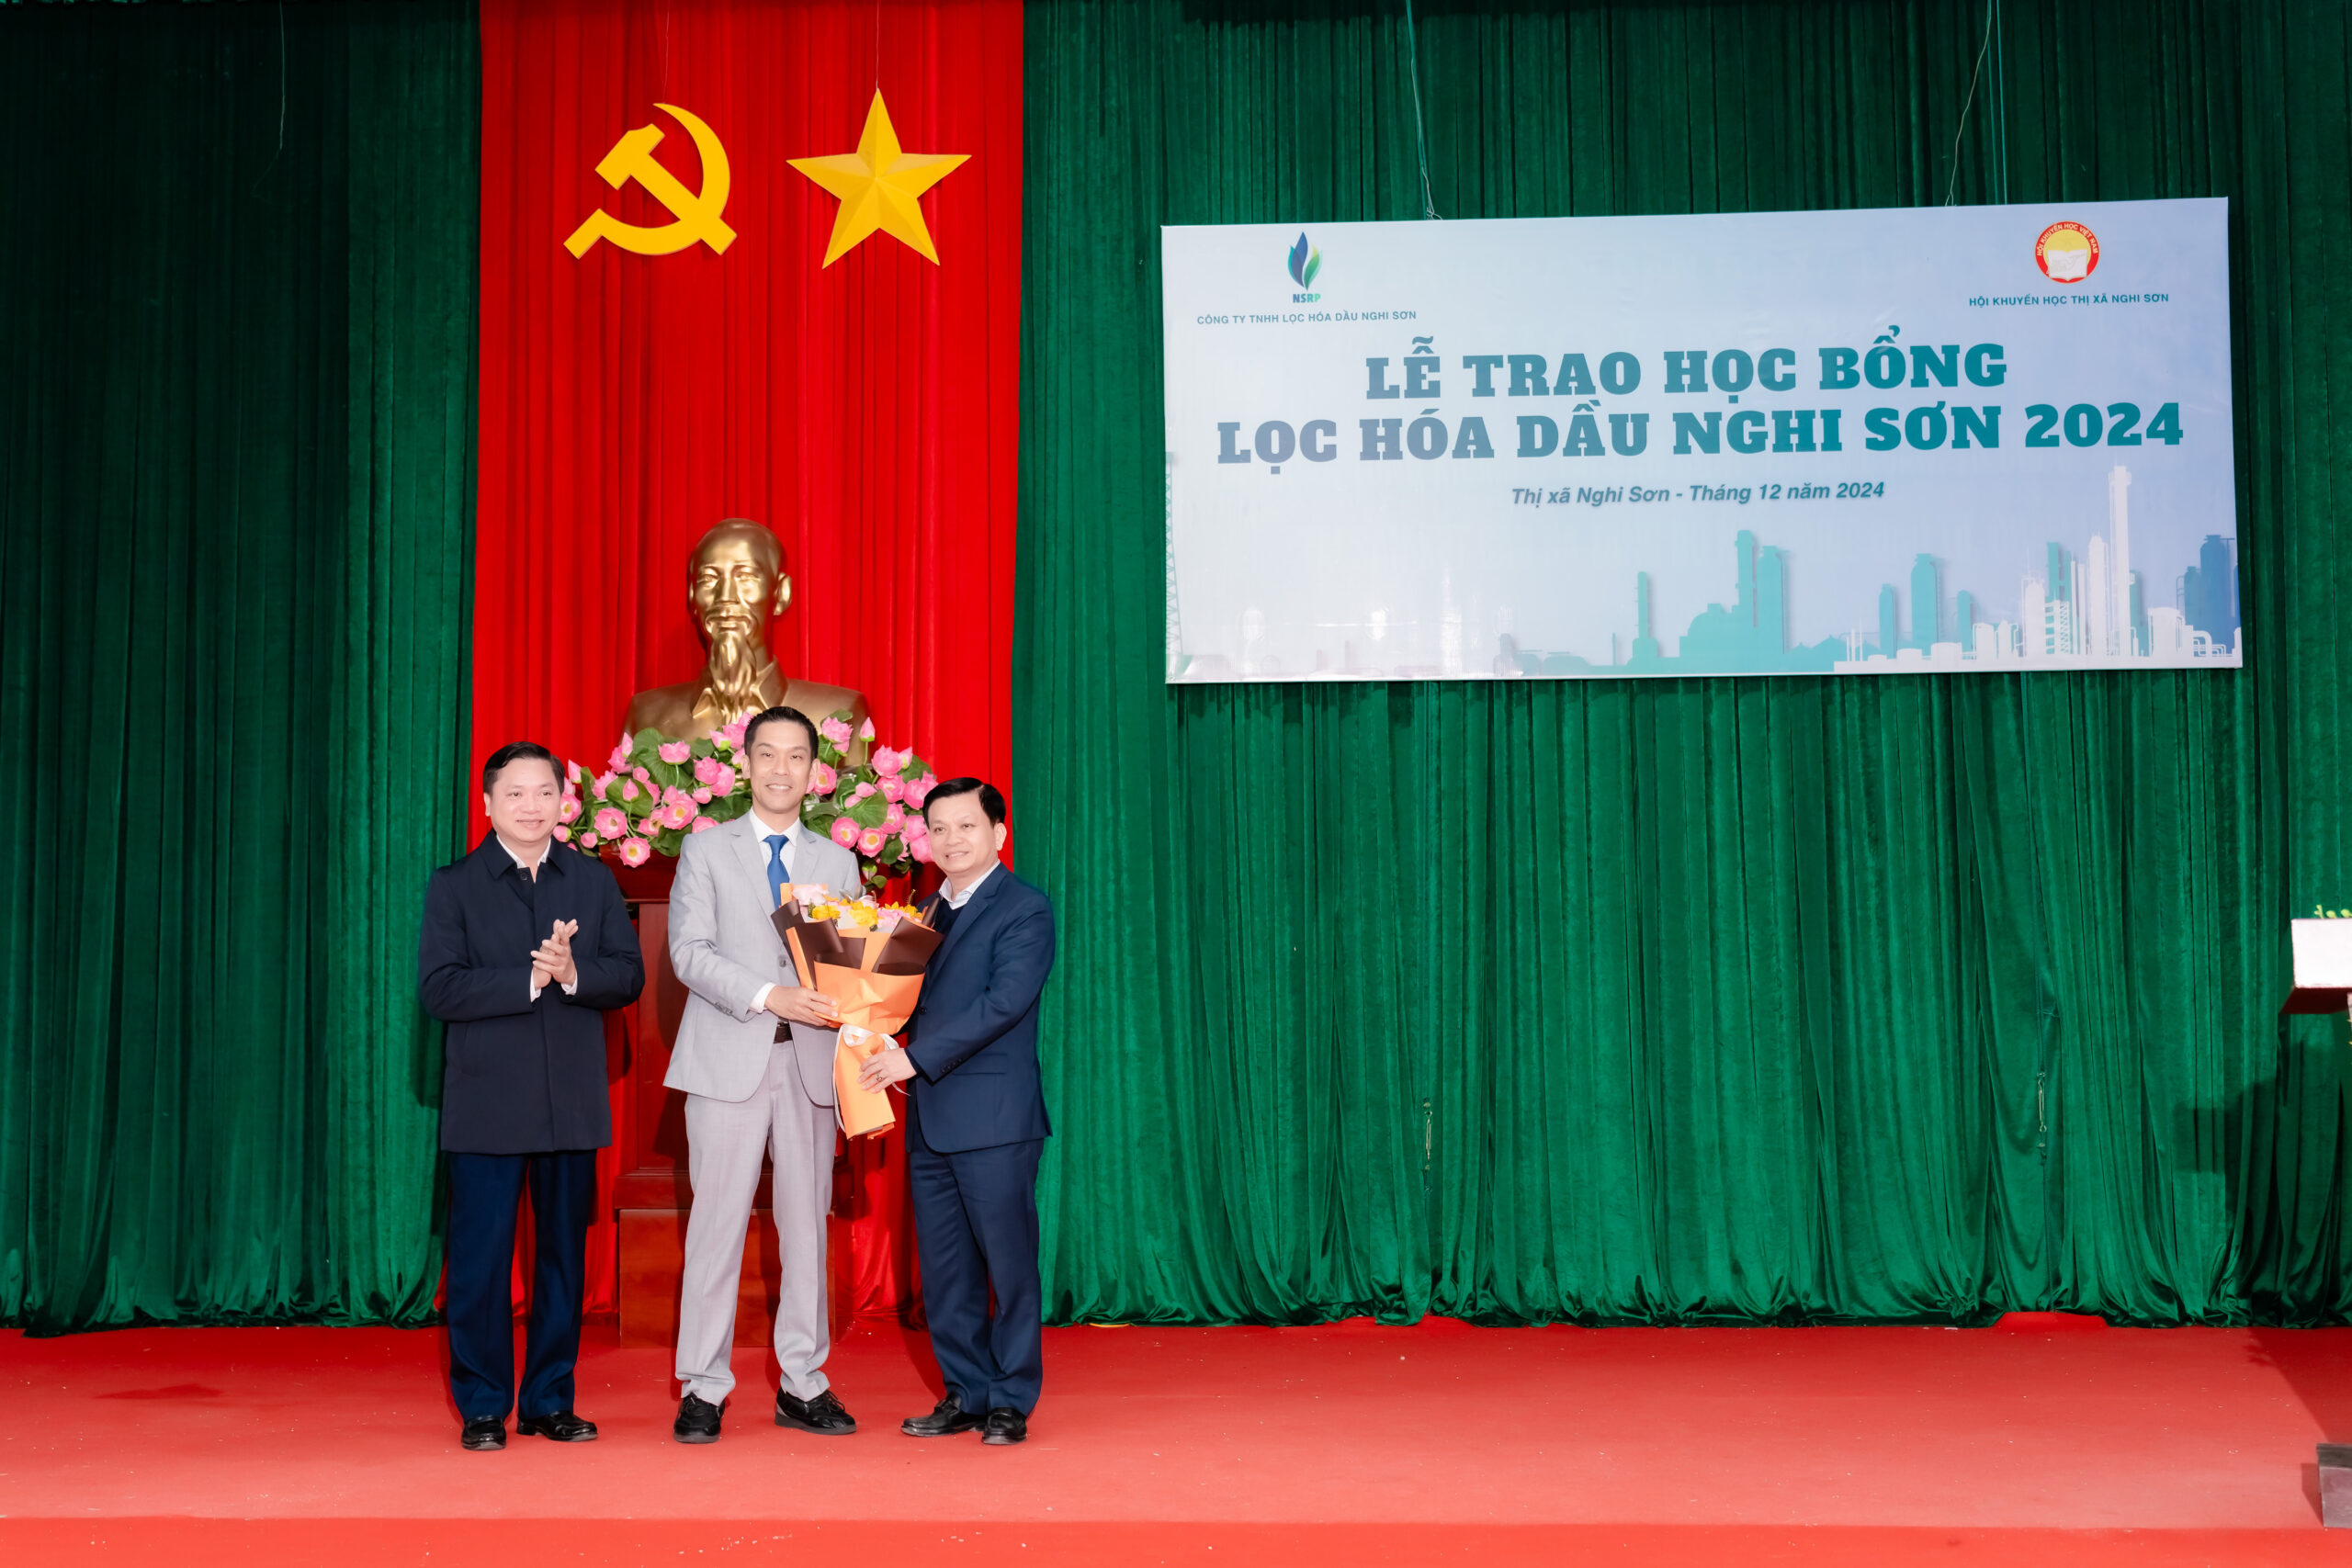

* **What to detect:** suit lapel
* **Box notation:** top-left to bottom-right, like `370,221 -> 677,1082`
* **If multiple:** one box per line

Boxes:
932,865 -> 1007,967
729,814 -> 777,908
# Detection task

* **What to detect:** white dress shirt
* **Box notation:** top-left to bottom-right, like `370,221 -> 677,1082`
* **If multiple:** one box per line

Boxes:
499,833 -> 581,1003
942,858 -> 998,910
747,808 -> 806,1016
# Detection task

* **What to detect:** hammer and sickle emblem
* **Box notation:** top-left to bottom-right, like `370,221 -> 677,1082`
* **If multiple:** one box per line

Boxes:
564,104 -> 735,258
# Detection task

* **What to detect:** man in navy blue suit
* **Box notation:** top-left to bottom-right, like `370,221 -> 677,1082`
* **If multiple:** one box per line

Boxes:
418,741 -> 644,1451
857,777 -> 1056,1446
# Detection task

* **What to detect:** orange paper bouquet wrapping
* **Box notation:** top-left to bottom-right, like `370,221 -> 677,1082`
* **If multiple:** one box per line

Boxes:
772,886 -> 942,1138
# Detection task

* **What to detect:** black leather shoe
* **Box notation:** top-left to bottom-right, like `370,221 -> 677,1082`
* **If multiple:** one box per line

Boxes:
674,1393 -> 723,1445
900,1395 -> 985,1438
775,1388 -> 857,1435
459,1416 -> 505,1451
981,1407 -> 1027,1446
517,1410 -> 598,1442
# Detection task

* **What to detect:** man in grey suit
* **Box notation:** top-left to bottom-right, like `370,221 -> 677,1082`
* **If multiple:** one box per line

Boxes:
665,705 -> 863,1443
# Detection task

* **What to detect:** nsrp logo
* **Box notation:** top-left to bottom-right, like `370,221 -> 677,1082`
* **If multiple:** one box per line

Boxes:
1286,231 -> 1321,301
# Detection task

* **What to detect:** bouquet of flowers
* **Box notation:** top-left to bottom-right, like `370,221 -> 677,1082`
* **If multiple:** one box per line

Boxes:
554,710 -> 937,891
773,885 -> 943,1138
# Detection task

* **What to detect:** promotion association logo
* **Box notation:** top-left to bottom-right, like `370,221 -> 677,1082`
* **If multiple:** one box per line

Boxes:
2034,220 -> 2100,283
1286,231 -> 1322,301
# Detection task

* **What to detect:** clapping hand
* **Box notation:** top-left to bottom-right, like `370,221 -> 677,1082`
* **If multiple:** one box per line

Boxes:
531,919 -> 581,992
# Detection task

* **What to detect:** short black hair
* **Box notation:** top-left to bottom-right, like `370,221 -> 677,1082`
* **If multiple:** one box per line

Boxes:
922,777 -> 1006,827
742,705 -> 819,758
481,740 -> 560,794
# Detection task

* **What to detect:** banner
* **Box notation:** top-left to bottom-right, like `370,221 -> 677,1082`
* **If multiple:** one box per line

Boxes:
1161,199 -> 2237,681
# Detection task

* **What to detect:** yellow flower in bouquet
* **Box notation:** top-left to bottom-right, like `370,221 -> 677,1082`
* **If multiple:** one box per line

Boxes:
790,884 -> 921,934
789,884 -> 844,923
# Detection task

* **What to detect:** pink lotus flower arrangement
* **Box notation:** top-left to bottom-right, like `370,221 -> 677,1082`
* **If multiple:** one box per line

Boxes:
798,719 -> 935,890
560,721 -> 754,863
559,710 -> 934,891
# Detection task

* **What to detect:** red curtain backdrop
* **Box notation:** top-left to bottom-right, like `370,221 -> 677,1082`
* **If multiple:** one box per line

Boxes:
476,0 -> 1023,1317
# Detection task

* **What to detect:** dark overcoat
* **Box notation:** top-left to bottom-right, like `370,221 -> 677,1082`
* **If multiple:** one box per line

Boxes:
419,836 -> 644,1154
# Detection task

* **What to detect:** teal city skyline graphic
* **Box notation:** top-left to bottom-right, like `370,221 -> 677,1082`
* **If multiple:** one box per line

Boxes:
1497,463 -> 2240,677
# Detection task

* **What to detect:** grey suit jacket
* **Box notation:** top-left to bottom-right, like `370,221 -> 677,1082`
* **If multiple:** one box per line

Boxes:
665,812 -> 862,1105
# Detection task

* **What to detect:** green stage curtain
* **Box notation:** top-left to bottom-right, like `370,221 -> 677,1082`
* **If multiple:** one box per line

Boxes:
1017,0 -> 2352,1325
0,1 -> 478,1331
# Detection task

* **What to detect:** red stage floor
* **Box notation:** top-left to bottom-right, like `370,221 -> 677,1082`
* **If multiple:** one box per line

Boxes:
2,1316 -> 2346,1564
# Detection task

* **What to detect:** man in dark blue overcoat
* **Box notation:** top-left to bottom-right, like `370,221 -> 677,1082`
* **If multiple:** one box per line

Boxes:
419,741 -> 644,1451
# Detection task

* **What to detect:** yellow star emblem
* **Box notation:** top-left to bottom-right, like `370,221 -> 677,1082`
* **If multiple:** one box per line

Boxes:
789,91 -> 969,266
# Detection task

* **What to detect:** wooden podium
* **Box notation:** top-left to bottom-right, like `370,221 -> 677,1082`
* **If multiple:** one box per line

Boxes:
609,854 -> 852,1348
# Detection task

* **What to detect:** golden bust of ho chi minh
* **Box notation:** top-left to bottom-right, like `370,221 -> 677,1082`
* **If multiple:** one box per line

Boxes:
622,520 -> 868,748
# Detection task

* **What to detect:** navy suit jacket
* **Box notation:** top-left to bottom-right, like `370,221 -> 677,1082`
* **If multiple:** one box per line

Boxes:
419,836 -> 644,1154
903,865 -> 1056,1154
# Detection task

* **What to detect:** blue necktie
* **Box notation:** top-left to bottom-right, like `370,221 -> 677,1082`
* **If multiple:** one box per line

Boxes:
765,833 -> 792,909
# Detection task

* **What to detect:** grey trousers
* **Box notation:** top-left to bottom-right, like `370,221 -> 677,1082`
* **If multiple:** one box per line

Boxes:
675,1042 -> 834,1406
